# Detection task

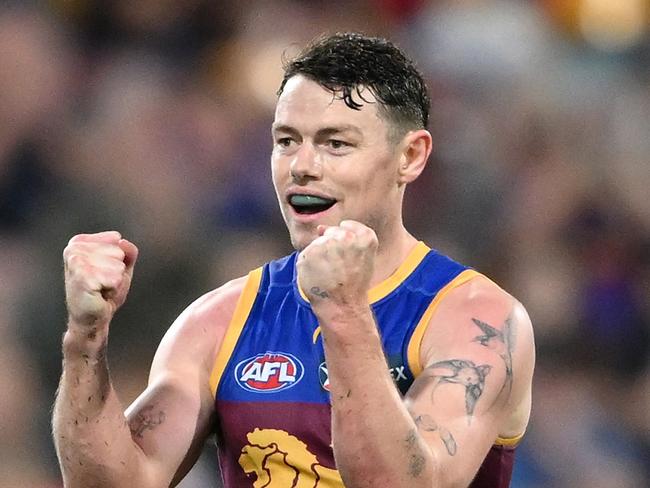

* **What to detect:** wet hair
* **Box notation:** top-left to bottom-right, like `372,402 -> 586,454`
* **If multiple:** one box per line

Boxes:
278,32 -> 430,141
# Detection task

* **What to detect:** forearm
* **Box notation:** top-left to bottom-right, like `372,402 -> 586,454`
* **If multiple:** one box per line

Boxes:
320,307 -> 436,488
53,323 -> 152,488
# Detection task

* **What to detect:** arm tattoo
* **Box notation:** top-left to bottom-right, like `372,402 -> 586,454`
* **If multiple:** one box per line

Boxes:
309,287 -> 329,299
414,414 -> 457,456
471,315 -> 515,394
417,359 -> 491,423
128,405 -> 165,439
405,428 -> 427,477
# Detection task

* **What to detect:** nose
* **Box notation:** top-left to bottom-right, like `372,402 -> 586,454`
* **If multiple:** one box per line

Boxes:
290,143 -> 322,183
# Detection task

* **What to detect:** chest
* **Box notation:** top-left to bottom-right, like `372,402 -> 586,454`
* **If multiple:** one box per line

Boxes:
218,285 -> 420,404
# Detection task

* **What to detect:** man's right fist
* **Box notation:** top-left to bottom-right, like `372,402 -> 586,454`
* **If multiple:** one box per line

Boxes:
63,231 -> 138,327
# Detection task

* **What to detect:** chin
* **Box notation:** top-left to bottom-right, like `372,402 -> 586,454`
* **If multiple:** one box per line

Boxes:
289,234 -> 312,252
288,227 -> 319,251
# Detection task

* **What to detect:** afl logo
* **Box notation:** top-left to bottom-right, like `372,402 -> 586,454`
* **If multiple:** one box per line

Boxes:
235,352 -> 304,393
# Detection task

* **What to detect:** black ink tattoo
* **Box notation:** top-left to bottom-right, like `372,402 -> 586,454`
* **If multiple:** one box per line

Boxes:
128,405 -> 165,438
414,414 -> 458,456
405,428 -> 417,448
404,428 -> 426,477
420,359 -> 491,422
414,414 -> 437,432
472,316 -> 515,394
409,452 -> 426,477
310,287 -> 329,299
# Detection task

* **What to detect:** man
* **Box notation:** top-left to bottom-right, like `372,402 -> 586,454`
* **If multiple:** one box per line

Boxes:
53,33 -> 534,487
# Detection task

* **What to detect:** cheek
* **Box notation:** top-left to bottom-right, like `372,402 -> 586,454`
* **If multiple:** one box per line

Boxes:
356,161 -> 396,196
270,154 -> 279,177
270,156 -> 285,189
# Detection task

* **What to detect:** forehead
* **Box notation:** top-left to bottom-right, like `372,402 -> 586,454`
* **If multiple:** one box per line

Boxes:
274,75 -> 386,134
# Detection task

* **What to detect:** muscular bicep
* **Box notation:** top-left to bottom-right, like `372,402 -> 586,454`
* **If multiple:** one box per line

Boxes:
404,284 -> 534,487
125,369 -> 215,487
121,281 -> 243,487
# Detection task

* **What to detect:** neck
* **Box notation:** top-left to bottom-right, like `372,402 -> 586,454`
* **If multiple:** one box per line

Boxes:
370,223 -> 419,289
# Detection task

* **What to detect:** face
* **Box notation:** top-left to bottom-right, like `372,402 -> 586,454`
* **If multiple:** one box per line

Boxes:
272,75 -> 404,250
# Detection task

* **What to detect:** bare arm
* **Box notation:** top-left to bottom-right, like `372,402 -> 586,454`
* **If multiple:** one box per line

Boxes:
53,231 -> 154,487
403,287 -> 535,487
53,231 -> 240,488
54,325 -> 160,487
299,222 -> 535,488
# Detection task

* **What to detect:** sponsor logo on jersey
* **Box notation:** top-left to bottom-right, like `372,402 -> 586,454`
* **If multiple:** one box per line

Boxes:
389,364 -> 408,382
387,354 -> 413,394
235,352 -> 304,393
318,361 -> 330,391
318,359 -> 410,392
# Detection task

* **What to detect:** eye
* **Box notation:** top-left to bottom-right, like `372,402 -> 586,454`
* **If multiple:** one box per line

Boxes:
327,139 -> 350,150
276,137 -> 294,147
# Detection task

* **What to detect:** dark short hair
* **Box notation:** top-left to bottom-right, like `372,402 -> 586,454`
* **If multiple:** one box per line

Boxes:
278,32 -> 430,140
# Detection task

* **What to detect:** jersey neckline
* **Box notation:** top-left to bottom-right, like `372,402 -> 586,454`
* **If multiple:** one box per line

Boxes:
294,241 -> 431,306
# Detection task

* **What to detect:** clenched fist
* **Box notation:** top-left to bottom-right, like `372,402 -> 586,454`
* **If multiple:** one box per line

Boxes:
63,231 -> 138,327
298,220 -> 378,311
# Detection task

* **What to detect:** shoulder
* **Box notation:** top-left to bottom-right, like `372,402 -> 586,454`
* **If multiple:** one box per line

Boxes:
426,274 -> 533,348
421,273 -> 535,409
150,274 -> 251,377
181,275 -> 250,329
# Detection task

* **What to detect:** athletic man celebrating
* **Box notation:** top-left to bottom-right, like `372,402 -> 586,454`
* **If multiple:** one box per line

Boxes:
53,33 -> 534,487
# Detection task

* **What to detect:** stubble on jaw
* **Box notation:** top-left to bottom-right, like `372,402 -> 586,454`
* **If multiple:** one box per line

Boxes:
288,223 -> 318,252
286,209 -> 390,252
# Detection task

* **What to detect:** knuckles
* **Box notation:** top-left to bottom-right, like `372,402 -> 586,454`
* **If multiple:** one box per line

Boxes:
63,233 -> 132,321
64,241 -> 126,264
302,221 -> 378,262
68,231 -> 121,244
63,239 -> 128,289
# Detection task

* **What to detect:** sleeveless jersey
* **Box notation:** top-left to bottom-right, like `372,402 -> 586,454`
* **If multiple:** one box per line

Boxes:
209,242 -> 521,487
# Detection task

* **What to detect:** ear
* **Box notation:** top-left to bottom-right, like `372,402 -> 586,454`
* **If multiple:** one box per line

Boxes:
397,129 -> 433,185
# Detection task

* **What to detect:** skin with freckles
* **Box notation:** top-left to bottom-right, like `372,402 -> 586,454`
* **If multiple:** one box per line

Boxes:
272,75 -> 426,255
54,230 -> 235,487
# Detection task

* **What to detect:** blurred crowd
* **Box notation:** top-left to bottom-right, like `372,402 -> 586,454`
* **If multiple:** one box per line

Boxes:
0,0 -> 648,487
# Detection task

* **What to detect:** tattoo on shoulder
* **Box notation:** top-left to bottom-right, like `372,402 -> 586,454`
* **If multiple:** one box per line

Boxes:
129,405 -> 166,439
422,359 -> 491,422
471,315 -> 515,394
414,414 -> 457,456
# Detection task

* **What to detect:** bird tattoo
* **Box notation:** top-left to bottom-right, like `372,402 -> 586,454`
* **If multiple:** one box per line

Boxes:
436,359 -> 492,417
472,317 -> 514,393
419,359 -> 492,422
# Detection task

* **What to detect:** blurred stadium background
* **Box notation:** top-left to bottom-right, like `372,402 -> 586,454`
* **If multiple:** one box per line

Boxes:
0,0 -> 648,486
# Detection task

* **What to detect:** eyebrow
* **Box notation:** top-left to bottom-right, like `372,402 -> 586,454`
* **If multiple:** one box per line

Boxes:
271,124 -> 363,138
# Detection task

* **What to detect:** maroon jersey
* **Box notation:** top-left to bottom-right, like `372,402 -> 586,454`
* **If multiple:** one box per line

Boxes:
209,244 -> 522,487
472,440 -> 519,487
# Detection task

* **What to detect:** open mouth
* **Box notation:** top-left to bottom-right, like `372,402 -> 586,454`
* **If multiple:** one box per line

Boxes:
289,194 -> 337,215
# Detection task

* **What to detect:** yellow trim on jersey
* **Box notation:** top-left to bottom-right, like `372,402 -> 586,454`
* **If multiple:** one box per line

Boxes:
495,432 -> 525,447
298,241 -> 431,304
209,267 -> 263,398
406,269 -> 481,377
312,326 -> 321,344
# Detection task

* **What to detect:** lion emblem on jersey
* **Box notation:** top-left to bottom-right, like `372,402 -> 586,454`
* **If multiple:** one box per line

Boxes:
239,428 -> 342,487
